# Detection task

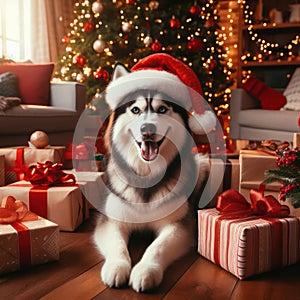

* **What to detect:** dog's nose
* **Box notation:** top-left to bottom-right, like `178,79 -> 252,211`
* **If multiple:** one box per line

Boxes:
140,123 -> 156,136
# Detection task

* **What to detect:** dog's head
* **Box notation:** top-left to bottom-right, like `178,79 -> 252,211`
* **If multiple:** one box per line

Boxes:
105,64 -> 192,176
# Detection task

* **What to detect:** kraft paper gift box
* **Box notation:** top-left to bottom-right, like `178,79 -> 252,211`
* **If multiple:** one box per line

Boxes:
0,181 -> 89,231
0,155 -> 4,186
198,209 -> 300,279
294,132 -> 300,148
239,150 -> 280,199
0,217 -> 59,275
204,158 -> 240,207
0,146 -> 65,184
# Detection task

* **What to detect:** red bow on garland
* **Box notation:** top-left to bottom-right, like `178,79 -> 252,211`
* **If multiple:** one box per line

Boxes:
24,161 -> 76,187
217,185 -> 290,218
0,195 -> 38,224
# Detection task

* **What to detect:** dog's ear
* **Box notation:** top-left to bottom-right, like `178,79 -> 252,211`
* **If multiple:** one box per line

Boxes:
112,62 -> 130,81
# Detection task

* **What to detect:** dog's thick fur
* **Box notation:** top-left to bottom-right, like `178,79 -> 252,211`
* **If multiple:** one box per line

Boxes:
93,64 -> 209,292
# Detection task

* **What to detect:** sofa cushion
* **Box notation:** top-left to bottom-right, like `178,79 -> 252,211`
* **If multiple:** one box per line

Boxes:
283,68 -> 300,111
0,72 -> 20,97
0,63 -> 54,105
238,109 -> 300,132
0,105 -> 78,135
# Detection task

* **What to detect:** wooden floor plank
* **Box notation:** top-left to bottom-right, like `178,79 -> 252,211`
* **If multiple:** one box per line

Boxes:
230,263 -> 300,300
163,256 -> 238,300
40,263 -> 107,300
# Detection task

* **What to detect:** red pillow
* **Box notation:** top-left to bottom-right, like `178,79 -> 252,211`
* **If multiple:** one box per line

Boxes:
0,63 -> 54,105
242,75 -> 287,110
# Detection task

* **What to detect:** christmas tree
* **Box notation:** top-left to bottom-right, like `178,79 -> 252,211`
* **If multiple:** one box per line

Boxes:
264,147 -> 300,208
55,0 -> 234,116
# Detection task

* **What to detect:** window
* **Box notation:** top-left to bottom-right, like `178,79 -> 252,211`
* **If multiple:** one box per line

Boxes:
0,0 -> 32,61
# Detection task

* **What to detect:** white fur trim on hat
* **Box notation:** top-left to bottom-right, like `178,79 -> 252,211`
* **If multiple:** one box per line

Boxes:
188,110 -> 216,135
106,69 -> 192,111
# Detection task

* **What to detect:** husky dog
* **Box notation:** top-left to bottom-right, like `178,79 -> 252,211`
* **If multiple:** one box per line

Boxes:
93,55 -> 214,292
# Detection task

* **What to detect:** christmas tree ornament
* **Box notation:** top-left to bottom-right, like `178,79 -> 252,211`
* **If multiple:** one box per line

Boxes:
189,4 -> 201,15
94,68 -> 110,82
93,38 -> 106,52
149,0 -> 159,10
187,37 -> 204,53
73,54 -> 86,67
151,40 -> 162,52
143,35 -> 153,47
170,17 -> 181,29
62,35 -> 69,44
106,53 -> 216,134
83,21 -> 95,33
92,1 -> 104,14
29,131 -> 49,149
122,22 -> 133,33
126,0 -> 135,4
205,18 -> 215,27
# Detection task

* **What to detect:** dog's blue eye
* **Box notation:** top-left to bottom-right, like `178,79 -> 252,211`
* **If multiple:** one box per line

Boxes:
131,107 -> 140,114
157,106 -> 168,114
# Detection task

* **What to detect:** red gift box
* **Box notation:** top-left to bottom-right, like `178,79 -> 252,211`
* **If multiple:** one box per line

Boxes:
198,188 -> 300,279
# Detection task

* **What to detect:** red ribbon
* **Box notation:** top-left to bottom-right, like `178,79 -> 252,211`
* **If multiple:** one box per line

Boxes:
24,161 -> 76,187
216,185 -> 290,218
0,196 -> 38,268
5,148 -> 28,181
0,195 -> 38,224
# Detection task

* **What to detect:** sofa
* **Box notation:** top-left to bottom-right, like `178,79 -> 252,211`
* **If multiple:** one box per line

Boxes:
0,63 -> 86,147
0,82 -> 86,147
229,88 -> 300,143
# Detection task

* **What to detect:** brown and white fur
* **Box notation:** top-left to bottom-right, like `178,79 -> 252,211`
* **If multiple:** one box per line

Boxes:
93,64 -> 209,292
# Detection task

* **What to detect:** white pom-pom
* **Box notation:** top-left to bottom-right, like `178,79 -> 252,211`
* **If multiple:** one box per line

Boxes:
188,111 -> 216,134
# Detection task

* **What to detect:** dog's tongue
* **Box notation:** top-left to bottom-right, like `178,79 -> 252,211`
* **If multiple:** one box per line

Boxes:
141,141 -> 158,161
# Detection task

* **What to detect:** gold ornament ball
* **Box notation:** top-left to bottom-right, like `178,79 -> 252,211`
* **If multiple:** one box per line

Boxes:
30,131 -> 49,148
92,1 -> 103,14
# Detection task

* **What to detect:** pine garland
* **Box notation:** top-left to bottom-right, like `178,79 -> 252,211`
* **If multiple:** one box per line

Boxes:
264,147 -> 300,208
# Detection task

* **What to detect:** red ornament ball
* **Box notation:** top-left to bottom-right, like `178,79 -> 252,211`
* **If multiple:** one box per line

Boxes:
83,22 -> 94,33
94,68 -> 110,82
126,0 -> 135,4
187,38 -> 204,53
151,40 -> 162,52
170,18 -> 181,29
189,5 -> 201,15
208,59 -> 217,69
73,54 -> 86,67
205,18 -> 215,27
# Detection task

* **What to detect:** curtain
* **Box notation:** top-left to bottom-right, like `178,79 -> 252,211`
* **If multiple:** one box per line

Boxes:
29,0 -> 50,63
45,0 -> 76,63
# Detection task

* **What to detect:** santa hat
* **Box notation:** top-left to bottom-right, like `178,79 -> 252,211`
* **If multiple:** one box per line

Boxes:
105,53 -> 216,134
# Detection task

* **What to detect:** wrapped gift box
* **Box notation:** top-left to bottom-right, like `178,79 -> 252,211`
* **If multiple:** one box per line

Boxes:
0,181 -> 89,231
0,146 -> 65,184
294,132 -> 300,148
0,217 -> 59,275
239,150 -> 280,199
198,209 -> 300,279
204,158 -> 240,207
0,155 -> 4,186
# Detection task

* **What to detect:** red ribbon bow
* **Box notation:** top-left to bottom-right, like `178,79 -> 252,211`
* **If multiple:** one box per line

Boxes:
73,141 -> 95,160
24,161 -> 76,187
217,185 -> 290,218
0,195 -> 38,224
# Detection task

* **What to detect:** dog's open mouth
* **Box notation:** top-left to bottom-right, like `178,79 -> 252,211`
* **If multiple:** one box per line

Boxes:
140,140 -> 162,161
130,130 -> 168,161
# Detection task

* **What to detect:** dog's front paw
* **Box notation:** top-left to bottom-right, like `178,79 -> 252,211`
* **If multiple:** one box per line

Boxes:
129,262 -> 163,292
101,259 -> 131,288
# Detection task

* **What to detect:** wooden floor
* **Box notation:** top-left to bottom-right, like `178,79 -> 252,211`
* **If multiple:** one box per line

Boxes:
1,211 -> 300,300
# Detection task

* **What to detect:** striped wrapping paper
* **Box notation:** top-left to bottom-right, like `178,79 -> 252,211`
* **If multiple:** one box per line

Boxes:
198,209 -> 300,279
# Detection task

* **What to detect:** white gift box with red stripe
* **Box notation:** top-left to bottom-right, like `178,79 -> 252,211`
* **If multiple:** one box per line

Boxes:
198,209 -> 300,279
